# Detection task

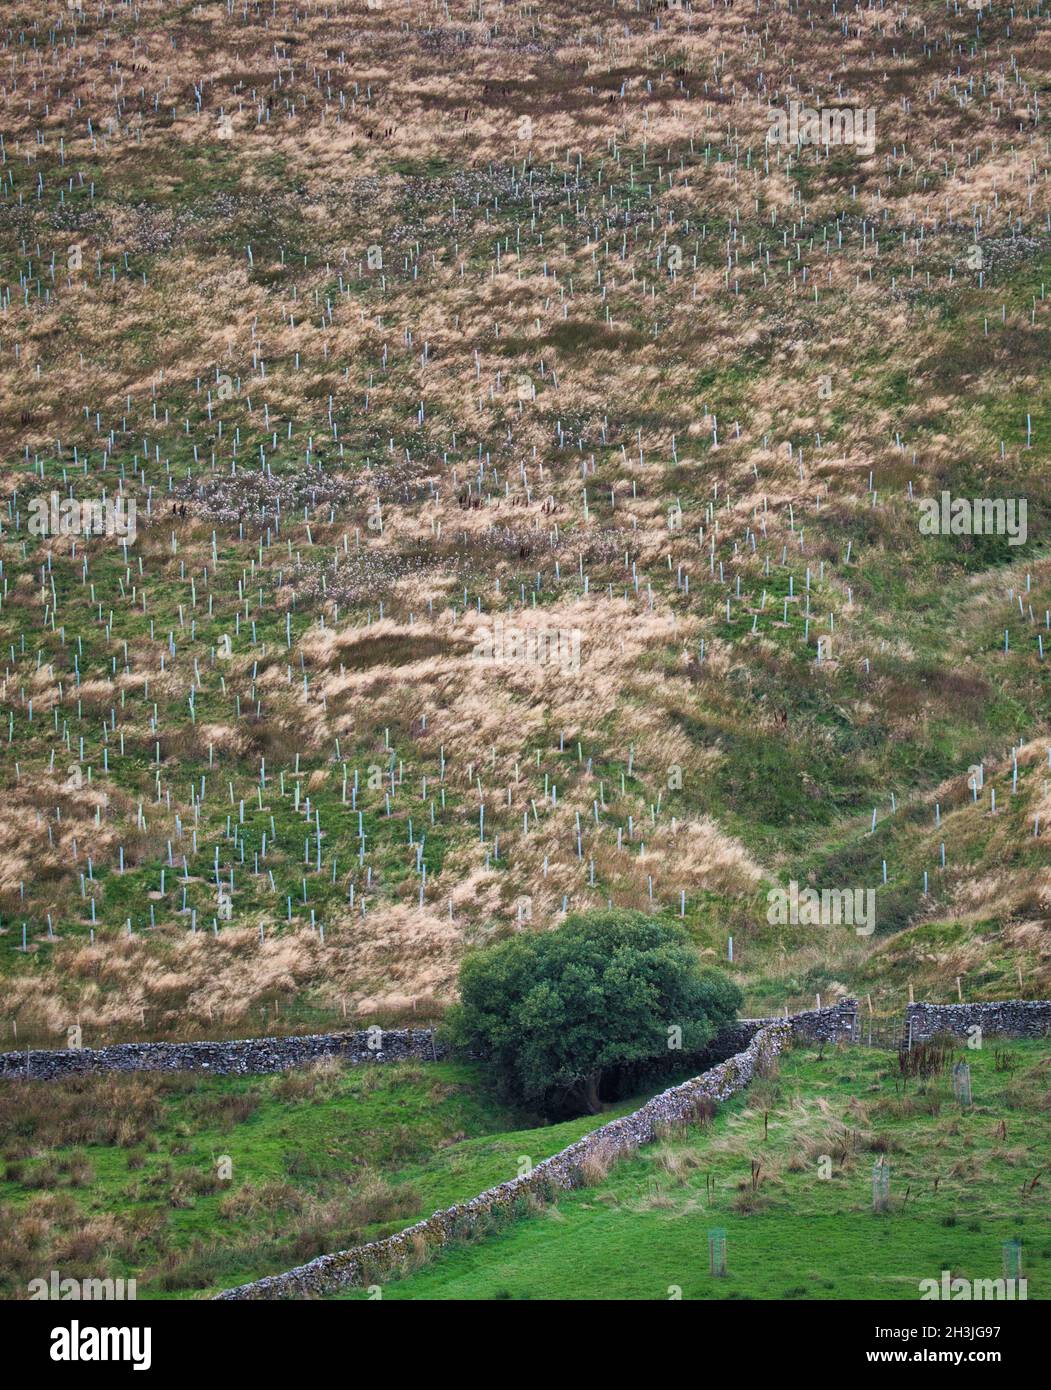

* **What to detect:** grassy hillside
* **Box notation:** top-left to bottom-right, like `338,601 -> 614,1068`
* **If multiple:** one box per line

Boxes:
0,0 -> 1049,1049
2,0 -> 1051,1313
0,1057 -> 680,1299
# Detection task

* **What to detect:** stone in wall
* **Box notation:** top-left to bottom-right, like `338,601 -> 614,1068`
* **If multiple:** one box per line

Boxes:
906,1000 -> 1051,1043
0,1028 -> 445,1080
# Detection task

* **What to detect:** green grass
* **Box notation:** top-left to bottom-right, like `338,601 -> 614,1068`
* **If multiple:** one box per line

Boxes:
327,1040 -> 1051,1300
6,1040 -> 1045,1301
0,1059 -> 669,1299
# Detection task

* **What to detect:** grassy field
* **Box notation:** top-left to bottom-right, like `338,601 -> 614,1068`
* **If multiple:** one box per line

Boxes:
322,1040 -> 1051,1301
0,1057 -> 684,1299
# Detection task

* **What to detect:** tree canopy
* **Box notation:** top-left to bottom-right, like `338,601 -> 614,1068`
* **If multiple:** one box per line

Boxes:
447,910 -> 742,1116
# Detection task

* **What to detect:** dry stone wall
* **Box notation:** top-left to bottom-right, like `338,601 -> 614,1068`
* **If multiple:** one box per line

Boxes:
731,997 -> 859,1047
906,1000 -> 1051,1042
0,1028 -> 443,1079
0,999 -> 858,1080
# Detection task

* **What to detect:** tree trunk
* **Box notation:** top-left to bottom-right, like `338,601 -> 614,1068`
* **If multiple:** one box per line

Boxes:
584,1071 -> 602,1114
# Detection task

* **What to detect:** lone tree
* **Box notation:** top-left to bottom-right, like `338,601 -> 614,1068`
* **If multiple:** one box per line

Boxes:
447,909 -> 742,1116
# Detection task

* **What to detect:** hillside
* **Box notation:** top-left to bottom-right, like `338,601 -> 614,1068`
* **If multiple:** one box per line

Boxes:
1,0 -> 1050,1334
0,0 -> 1048,1048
